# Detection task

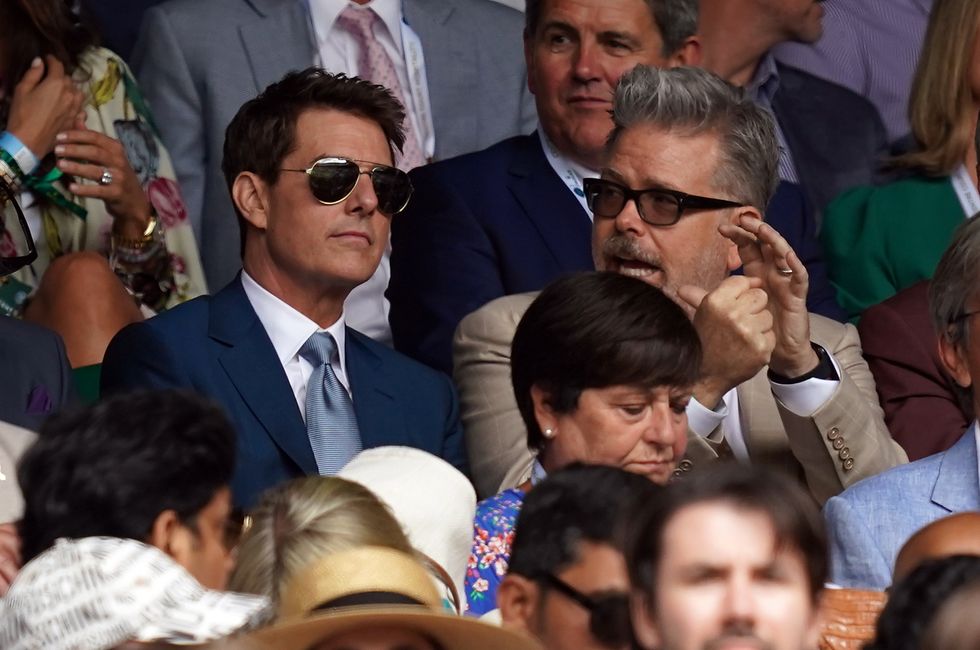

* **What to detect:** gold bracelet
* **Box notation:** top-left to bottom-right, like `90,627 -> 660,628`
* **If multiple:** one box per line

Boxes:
112,210 -> 159,250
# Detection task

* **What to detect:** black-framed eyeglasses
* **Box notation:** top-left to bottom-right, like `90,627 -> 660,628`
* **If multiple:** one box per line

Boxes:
281,156 -> 413,216
583,177 -> 744,226
534,572 -> 632,648
0,178 -> 37,276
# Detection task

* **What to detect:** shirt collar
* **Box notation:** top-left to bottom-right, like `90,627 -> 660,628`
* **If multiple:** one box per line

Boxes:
240,271 -> 347,371
537,128 -> 599,181
311,0 -> 405,55
746,52 -> 781,107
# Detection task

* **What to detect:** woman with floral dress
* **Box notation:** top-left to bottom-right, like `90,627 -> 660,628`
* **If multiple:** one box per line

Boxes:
0,0 -> 205,371
464,272 -> 702,616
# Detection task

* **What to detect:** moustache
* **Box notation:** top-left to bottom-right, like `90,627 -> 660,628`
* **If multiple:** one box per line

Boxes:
600,234 -> 661,267
704,623 -> 774,650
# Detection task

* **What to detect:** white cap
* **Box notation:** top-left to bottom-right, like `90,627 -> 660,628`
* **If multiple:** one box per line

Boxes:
0,536 -> 271,649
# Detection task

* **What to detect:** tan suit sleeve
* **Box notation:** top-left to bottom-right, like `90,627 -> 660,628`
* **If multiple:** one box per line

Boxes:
773,314 -> 908,505
452,293 -> 537,499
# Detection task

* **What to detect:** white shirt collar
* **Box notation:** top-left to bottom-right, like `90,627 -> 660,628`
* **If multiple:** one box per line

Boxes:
310,0 -> 405,56
240,271 -> 348,373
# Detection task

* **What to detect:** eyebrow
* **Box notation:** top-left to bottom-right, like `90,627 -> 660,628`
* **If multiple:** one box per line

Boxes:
601,168 -> 679,192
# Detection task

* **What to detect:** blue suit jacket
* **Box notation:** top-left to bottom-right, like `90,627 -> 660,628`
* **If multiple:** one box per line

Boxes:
0,317 -> 75,430
824,425 -> 980,589
388,134 -> 594,374
101,278 -> 467,508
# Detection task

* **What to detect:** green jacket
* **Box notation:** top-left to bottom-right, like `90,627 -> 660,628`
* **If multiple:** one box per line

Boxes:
821,175 -> 964,321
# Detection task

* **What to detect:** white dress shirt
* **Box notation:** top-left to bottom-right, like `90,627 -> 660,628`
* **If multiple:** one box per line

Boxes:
538,128 -> 598,216
241,271 -> 352,420
687,352 -> 843,460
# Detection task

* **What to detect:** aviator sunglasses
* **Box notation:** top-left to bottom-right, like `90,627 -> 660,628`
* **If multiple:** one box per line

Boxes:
534,572 -> 633,648
281,156 -> 413,216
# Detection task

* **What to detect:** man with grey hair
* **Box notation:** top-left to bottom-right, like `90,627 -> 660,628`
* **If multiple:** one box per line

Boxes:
825,214 -> 980,590
388,0 -> 700,375
455,65 -> 906,501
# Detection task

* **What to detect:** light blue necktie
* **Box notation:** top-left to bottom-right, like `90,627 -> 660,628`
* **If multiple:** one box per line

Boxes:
299,331 -> 362,474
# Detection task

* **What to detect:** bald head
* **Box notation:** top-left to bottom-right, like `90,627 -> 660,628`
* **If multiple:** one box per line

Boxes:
895,513 -> 980,582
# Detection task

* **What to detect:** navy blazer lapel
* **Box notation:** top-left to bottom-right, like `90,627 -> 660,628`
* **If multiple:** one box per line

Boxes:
239,0 -> 316,93
209,279 -> 317,475
932,425 -> 980,512
507,134 -> 594,269
345,329 -> 405,449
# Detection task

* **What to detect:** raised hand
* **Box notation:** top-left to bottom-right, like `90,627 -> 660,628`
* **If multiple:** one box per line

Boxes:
55,118 -> 153,237
6,56 -> 85,159
678,275 -> 776,409
720,214 -> 818,378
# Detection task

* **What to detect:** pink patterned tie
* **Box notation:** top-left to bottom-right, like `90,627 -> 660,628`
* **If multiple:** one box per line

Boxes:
336,5 -> 427,171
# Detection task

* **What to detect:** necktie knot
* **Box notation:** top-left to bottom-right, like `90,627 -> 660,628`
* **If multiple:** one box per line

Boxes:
337,5 -> 380,41
299,331 -> 338,368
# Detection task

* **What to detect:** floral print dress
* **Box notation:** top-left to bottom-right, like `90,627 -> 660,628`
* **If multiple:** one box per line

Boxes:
465,487 -> 525,616
0,46 -> 206,314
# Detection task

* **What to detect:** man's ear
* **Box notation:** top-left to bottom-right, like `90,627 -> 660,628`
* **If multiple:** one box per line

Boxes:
232,172 -> 270,232
724,206 -> 762,272
630,590 -> 661,650
498,574 -> 540,633
939,334 -> 974,389
666,36 -> 702,67
148,509 -> 193,565
524,29 -> 538,96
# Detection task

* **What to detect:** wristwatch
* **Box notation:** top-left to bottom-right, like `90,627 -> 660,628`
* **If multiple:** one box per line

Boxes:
768,342 -> 839,384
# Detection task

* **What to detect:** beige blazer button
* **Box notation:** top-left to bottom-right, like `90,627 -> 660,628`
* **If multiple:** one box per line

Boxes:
839,447 -> 851,460
679,459 -> 694,471
842,458 -> 855,471
828,427 -> 841,440
832,437 -> 845,450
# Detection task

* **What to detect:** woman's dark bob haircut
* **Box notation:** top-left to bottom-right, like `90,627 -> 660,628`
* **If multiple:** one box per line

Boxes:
511,271 -> 702,451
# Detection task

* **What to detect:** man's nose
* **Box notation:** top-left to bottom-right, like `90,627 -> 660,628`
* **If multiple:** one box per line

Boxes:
572,40 -> 602,82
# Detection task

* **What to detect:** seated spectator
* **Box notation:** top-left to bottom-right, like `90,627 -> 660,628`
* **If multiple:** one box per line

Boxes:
133,0 -> 533,342
455,65 -> 906,503
825,215 -> 980,589
464,272 -> 700,616
250,546 -> 542,650
627,464 -> 826,650
893,512 -> 980,582
496,464 -> 661,650
102,69 -> 466,509
339,446 -> 477,612
866,555 -> 980,650
0,536 -> 269,649
228,476 -> 414,608
859,280 -> 972,460
699,0 -> 889,320
822,0 -> 980,320
17,390 -> 237,589
388,0 -> 701,374
0,0 -> 205,368
773,0 -> 931,149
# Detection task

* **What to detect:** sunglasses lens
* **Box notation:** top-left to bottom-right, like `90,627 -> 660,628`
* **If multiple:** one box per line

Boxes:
370,166 -> 413,215
587,180 -> 627,218
308,160 -> 360,204
591,595 -> 633,647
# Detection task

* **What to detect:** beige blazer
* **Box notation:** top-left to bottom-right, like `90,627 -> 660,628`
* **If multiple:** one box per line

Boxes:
453,292 -> 908,505
0,420 -> 37,523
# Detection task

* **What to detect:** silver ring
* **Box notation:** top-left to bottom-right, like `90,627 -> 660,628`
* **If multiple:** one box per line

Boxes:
777,267 -> 794,276
99,168 -> 113,186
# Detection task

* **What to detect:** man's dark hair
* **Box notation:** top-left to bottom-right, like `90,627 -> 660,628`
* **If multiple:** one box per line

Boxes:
508,464 -> 662,578
511,272 -> 701,452
524,0 -> 698,57
867,555 -> 980,650
18,390 -> 236,562
626,463 -> 827,604
221,67 -> 407,255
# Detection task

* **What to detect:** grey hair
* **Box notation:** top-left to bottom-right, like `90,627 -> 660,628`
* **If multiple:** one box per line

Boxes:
929,216 -> 980,347
607,65 -> 780,211
524,0 -> 698,57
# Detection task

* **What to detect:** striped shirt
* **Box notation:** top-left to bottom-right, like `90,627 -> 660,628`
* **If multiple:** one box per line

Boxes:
773,0 -> 932,144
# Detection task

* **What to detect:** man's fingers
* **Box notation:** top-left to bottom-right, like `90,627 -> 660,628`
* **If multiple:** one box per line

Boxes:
677,284 -> 709,310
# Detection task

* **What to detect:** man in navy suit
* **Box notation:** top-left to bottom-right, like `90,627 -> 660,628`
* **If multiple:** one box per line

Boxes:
825,217 -> 980,590
387,0 -> 701,374
102,69 -> 466,508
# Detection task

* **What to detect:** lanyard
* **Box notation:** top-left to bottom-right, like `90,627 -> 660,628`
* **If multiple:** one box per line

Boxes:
538,129 -> 595,216
951,164 -> 980,219
399,19 -> 434,159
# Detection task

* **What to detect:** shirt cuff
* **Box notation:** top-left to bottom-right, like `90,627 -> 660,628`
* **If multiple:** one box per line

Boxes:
769,352 -> 842,416
0,131 -> 40,175
687,396 -> 729,438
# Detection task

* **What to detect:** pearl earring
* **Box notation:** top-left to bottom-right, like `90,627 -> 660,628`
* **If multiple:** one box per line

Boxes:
543,427 -> 556,439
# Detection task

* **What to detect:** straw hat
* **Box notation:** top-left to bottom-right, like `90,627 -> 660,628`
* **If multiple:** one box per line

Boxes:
250,547 -> 542,650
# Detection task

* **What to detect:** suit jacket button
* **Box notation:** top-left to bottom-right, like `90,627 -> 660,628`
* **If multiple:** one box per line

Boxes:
679,459 -> 694,471
842,457 -> 855,471
827,427 -> 841,440
839,447 -> 851,460
832,437 -> 845,450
